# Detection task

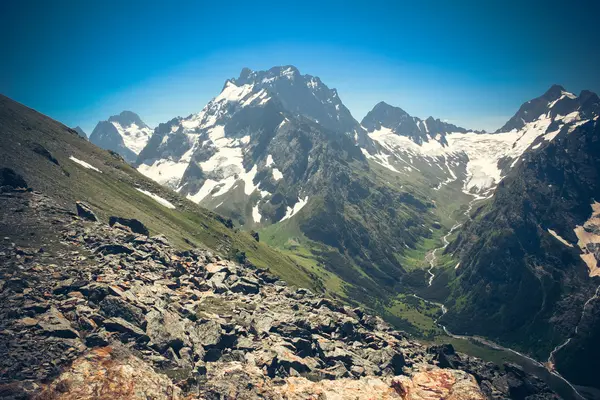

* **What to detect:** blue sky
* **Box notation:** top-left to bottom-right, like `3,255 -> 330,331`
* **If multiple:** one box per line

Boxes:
1,0 -> 599,133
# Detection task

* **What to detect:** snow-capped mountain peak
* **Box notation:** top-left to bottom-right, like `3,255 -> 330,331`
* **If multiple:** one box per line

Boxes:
89,111 -> 153,163
231,66 -> 365,139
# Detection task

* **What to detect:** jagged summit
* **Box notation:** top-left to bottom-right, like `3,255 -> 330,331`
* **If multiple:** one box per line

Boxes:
89,111 -> 153,163
496,85 -> 598,133
361,101 -> 469,146
108,110 -> 149,129
543,84 -> 566,99
228,65 -> 363,138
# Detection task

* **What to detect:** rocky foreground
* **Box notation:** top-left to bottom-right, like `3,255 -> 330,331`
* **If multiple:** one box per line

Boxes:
0,184 -> 560,399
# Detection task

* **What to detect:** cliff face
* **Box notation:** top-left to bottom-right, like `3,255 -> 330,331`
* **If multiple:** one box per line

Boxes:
0,188 -> 558,399
444,118 -> 600,388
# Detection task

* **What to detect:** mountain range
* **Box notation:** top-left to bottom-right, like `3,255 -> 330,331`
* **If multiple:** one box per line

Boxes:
2,65 -> 600,398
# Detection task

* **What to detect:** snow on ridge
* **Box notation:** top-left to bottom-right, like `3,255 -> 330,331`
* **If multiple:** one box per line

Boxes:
363,110 -> 585,195
138,159 -> 189,188
110,121 -> 153,155
69,156 -> 102,173
136,188 -> 176,209
280,196 -> 309,221
281,67 -> 296,79
215,81 -> 255,104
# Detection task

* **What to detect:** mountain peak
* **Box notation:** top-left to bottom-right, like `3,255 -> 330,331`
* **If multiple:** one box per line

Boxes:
90,111 -> 153,163
73,126 -> 87,139
225,65 -> 363,136
497,85 -> 598,133
543,84 -> 566,99
108,110 -> 148,129
370,101 -> 410,117
269,65 -> 300,78
362,102 -> 467,144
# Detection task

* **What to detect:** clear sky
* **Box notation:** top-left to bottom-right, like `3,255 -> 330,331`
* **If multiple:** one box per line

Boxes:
1,0 -> 599,134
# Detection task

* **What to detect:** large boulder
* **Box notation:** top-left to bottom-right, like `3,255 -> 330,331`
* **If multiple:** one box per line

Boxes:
109,216 -> 149,236
0,167 -> 28,190
392,369 -> 485,400
75,201 -> 98,222
99,296 -> 145,327
145,309 -> 189,353
37,307 -> 79,339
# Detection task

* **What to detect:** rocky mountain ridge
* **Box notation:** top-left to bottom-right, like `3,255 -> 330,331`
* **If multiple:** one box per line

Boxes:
443,115 -> 600,392
360,85 -> 599,197
361,101 -> 470,146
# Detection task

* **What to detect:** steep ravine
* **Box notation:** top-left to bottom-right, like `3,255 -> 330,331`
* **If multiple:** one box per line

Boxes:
548,284 -> 600,367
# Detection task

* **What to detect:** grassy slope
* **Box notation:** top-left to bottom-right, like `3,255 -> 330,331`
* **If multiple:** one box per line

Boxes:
0,95 -> 318,291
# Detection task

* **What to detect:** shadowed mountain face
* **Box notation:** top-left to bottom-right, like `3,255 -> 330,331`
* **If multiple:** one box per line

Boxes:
444,115 -> 600,389
90,111 -> 152,163
497,84 -> 600,133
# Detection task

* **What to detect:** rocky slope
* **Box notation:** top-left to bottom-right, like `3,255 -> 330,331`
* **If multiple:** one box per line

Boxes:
90,111 -> 153,163
0,93 -> 324,299
0,184 -> 559,399
443,110 -> 600,390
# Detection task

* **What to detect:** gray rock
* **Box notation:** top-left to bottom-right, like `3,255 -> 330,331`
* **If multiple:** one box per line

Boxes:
230,279 -> 259,294
38,307 -> 79,339
145,309 -> 188,352
99,295 -> 145,327
75,201 -> 98,222
109,216 -> 149,236
103,317 -> 147,337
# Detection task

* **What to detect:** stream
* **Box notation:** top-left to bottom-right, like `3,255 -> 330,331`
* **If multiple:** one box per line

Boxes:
425,197 -> 479,287
420,196 -> 588,400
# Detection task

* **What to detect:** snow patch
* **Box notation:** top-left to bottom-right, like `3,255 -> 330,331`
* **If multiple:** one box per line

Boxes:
265,154 -> 274,167
69,156 -> 102,173
138,159 -> 188,188
252,204 -> 262,223
272,168 -> 283,181
280,196 -> 309,221
110,122 -> 153,155
136,188 -> 176,209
